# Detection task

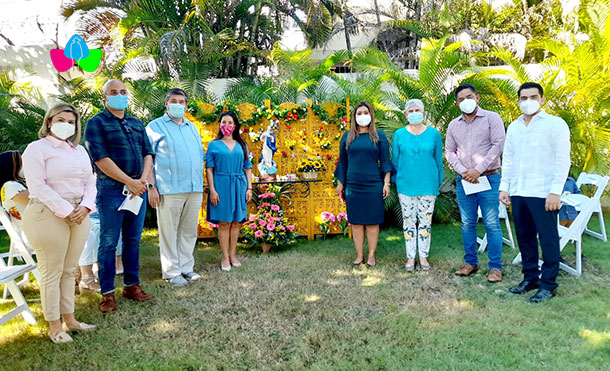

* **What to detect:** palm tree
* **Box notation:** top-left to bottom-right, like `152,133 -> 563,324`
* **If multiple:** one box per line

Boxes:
480,0 -> 610,176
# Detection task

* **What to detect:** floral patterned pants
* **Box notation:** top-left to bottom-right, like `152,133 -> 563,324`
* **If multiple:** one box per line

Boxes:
398,194 -> 436,259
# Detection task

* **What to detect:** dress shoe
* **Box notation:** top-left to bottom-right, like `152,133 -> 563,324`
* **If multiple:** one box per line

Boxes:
508,280 -> 540,294
529,288 -> 556,303
99,293 -> 118,312
123,285 -> 154,302
455,264 -> 478,276
487,269 -> 502,282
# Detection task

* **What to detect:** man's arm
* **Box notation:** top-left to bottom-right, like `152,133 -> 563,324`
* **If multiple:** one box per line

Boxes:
444,123 -> 468,174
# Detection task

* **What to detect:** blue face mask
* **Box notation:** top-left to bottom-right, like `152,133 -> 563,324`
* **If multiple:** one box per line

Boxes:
106,94 -> 128,110
168,103 -> 185,119
407,111 -> 424,125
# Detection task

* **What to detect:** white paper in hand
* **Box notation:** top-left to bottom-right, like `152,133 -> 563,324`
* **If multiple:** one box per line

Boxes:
118,194 -> 143,215
461,176 -> 492,195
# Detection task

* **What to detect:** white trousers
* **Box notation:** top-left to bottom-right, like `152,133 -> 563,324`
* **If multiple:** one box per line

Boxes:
157,192 -> 203,279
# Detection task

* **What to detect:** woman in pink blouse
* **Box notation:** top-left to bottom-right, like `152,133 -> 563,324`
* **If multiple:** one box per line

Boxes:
22,102 -> 97,343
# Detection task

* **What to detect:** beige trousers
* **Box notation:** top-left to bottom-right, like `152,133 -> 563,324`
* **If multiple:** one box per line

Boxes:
156,192 -> 203,279
22,202 -> 90,321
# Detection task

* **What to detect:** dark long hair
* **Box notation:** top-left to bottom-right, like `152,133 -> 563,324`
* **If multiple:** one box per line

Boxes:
346,101 -> 379,150
215,111 -> 248,161
0,151 -> 24,190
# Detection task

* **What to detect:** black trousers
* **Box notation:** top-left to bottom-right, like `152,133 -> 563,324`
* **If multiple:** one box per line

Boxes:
511,196 -> 560,291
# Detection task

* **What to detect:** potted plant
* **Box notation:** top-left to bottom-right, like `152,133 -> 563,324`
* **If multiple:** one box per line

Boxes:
297,156 -> 326,180
241,185 -> 298,252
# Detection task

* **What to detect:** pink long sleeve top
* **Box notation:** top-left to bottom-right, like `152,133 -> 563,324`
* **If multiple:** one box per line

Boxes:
22,136 -> 96,218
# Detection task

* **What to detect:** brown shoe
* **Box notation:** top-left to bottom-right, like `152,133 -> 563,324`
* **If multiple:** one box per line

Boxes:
487,269 -> 503,282
455,264 -> 479,276
123,285 -> 154,302
99,293 -> 117,312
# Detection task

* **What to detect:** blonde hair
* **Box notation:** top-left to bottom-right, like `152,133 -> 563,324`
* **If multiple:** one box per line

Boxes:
345,101 -> 379,150
38,102 -> 82,145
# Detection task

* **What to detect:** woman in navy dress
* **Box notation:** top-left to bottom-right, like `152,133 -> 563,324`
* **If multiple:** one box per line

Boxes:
334,102 -> 393,267
206,112 -> 253,271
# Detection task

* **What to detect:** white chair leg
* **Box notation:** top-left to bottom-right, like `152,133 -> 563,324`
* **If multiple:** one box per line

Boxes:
512,253 -> 522,265
505,218 -> 516,249
478,234 -> 488,253
0,280 -> 36,325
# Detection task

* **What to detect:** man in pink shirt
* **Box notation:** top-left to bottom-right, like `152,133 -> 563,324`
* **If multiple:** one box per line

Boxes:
445,83 -> 506,282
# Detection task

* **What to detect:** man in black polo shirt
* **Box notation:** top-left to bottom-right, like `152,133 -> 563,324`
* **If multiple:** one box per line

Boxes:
84,79 -> 155,312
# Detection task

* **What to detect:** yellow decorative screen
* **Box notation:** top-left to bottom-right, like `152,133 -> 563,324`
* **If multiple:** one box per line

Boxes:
188,100 -> 350,239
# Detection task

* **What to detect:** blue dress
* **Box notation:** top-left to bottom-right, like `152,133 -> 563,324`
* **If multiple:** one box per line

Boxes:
205,140 -> 252,223
334,131 -> 393,225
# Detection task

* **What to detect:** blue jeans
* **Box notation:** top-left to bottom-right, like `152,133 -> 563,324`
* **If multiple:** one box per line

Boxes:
96,178 -> 147,295
456,173 -> 502,269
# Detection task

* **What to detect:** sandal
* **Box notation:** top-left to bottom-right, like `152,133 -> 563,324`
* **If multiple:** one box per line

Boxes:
78,276 -> 100,294
405,264 -> 416,272
49,331 -> 73,344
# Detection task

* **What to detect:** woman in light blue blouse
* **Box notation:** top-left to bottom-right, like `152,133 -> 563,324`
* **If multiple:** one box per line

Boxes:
392,99 -> 443,272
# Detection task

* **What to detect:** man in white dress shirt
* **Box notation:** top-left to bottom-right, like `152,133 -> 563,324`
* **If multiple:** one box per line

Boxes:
499,82 -> 571,303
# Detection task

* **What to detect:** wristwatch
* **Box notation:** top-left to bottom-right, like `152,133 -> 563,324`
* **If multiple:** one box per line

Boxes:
147,183 -> 156,190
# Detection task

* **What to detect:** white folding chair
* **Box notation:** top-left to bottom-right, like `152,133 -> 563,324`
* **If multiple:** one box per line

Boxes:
512,193 -> 599,276
477,203 -> 516,252
0,208 -> 41,299
575,172 -> 609,242
0,257 -> 36,326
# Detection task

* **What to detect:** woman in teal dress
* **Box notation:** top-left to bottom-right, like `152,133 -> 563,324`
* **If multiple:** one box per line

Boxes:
334,101 -> 393,267
206,111 -> 253,271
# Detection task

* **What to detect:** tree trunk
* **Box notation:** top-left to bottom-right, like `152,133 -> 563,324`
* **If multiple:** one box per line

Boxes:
373,0 -> 381,25
343,8 -> 353,54
249,0 -> 264,75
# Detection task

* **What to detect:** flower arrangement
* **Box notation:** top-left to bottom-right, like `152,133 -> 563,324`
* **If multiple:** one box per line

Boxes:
297,156 -> 326,173
284,138 -> 297,150
241,184 -> 298,247
318,138 -> 332,149
310,103 -> 348,131
314,211 -> 350,237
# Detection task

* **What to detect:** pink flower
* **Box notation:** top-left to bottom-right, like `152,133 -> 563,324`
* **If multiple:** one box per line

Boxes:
337,212 -> 348,222
287,225 -> 295,231
269,192 -> 276,197
249,223 -> 257,229
271,204 -> 280,211
280,225 -> 286,231
321,211 -> 336,223
262,202 -> 270,207
249,215 -> 257,221
266,223 -> 276,231
254,230 -> 263,238
259,220 -> 267,226
208,222 -> 218,229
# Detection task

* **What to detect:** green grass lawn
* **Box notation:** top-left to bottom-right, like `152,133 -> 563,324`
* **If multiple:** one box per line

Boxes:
1,216 -> 610,370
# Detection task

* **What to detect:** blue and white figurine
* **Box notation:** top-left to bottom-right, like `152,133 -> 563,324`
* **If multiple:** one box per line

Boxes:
258,124 -> 278,180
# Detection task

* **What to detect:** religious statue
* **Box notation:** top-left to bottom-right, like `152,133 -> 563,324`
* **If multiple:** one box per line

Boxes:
258,124 -> 278,181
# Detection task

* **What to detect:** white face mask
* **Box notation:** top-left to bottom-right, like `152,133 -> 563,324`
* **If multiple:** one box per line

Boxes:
519,99 -> 541,115
50,122 -> 76,140
356,114 -> 371,127
459,99 -> 477,114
